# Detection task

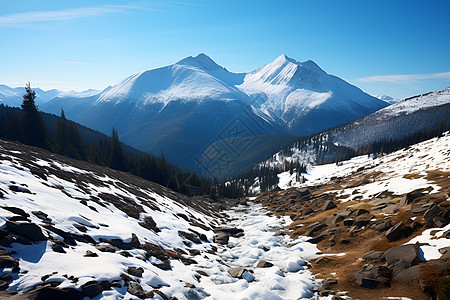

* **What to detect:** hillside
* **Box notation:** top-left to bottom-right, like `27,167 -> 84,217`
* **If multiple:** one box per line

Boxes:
250,87 -> 450,192
0,139 -> 322,299
253,132 -> 450,299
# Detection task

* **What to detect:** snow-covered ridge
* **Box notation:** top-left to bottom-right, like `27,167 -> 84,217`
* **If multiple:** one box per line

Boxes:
376,87 -> 450,117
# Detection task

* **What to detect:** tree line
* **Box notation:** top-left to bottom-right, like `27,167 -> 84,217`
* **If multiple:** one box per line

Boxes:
0,84 -> 213,197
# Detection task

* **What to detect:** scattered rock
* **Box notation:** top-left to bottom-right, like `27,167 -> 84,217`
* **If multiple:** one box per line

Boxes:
6,221 -> 46,242
322,200 -> 337,211
84,250 -> 98,257
139,216 -> 160,232
95,244 -> 116,253
213,232 -> 229,245
343,218 -> 354,226
2,207 -> 29,217
256,260 -> 273,268
18,285 -> 82,300
127,282 -> 153,299
385,222 -> 406,241
383,243 -> 421,267
9,185 -> 31,194
362,250 -> 385,262
178,231 -> 201,244
127,266 -> 144,277
52,243 -> 66,253
398,192 -> 424,207
81,281 -> 102,298
307,223 -> 327,237
100,234 -> 140,250
371,219 -> 392,232
228,267 -> 246,278
354,264 -> 392,288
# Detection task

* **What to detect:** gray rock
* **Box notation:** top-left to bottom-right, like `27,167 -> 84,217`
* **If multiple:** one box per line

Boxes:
84,250 -> 98,257
6,221 -> 46,242
383,243 -> 421,267
423,205 -> 442,222
228,267 -> 246,278
322,200 -> 337,211
9,185 -> 31,194
385,222 -> 405,241
95,244 -> 116,253
213,232 -> 229,245
51,243 -> 66,253
82,281 -> 102,298
394,265 -> 420,281
307,223 -> 327,237
398,192 -> 422,207
256,260 -> 273,268
128,282 -> 152,299
139,216 -> 160,232
178,231 -> 201,244
362,250 -> 385,261
343,218 -> 354,226
127,266 -> 144,277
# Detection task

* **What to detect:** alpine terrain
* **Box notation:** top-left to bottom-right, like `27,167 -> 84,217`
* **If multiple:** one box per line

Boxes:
38,54 -> 388,174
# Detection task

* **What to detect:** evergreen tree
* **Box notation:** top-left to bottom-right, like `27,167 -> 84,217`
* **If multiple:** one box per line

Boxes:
21,83 -> 46,148
109,128 -> 126,171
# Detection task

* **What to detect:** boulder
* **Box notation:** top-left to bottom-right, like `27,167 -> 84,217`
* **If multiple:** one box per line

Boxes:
213,232 -> 229,245
51,243 -> 66,253
371,219 -> 392,232
354,265 -> 392,288
362,250 -> 385,261
100,234 -> 140,250
9,185 -> 31,194
256,260 -> 273,268
228,267 -> 246,278
307,223 -> 327,237
84,250 -> 98,257
127,266 -> 144,277
354,215 -> 371,228
2,207 -> 29,217
322,200 -> 337,211
81,281 -> 102,298
343,218 -> 354,226
19,285 -> 82,300
398,192 -> 424,207
351,209 -> 369,216
95,244 -> 116,253
6,221 -> 46,242
383,243 -> 421,267
423,205 -> 442,223
0,256 -> 19,271
178,231 -> 201,244
139,216 -> 160,232
385,222 -> 406,241
127,282 -> 153,299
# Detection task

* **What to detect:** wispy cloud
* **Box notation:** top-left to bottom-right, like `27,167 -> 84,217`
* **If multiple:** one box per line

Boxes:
57,61 -> 88,65
0,5 -> 140,27
358,72 -> 450,83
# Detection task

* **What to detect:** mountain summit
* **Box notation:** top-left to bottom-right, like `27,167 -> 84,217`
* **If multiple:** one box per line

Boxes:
41,53 -> 388,173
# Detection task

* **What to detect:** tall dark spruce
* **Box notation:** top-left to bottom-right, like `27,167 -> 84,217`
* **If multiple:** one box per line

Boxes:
21,83 -> 47,148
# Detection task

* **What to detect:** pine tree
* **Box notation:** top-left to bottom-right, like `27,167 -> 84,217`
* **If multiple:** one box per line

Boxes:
109,128 -> 126,171
21,83 -> 46,148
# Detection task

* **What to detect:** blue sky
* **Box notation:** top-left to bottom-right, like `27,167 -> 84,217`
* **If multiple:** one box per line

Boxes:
0,0 -> 449,98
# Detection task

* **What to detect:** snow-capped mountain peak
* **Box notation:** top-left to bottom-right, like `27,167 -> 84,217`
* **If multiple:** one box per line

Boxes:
176,53 -> 224,71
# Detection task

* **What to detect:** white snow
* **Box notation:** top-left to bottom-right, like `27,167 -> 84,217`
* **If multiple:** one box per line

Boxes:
277,132 -> 450,203
0,142 -> 322,299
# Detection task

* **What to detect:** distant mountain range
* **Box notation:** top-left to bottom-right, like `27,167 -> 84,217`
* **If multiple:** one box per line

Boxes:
1,54 -> 388,176
0,84 -> 100,107
258,87 -> 450,174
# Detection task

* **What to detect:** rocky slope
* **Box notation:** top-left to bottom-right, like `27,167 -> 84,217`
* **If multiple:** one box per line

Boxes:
0,139 -> 322,299
252,132 -> 450,299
